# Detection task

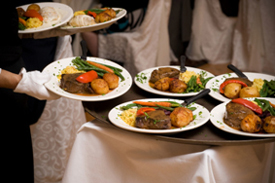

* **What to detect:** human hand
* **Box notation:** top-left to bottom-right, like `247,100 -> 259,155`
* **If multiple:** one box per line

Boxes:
14,68 -> 60,100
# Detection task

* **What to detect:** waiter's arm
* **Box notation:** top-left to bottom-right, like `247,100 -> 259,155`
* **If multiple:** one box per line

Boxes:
0,69 -> 22,90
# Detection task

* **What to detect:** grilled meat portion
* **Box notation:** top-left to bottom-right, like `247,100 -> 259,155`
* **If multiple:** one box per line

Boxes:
149,67 -> 180,83
135,110 -> 171,129
224,102 -> 254,130
60,73 -> 94,94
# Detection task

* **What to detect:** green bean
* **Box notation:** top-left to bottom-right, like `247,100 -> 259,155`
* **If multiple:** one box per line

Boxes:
268,106 -> 275,116
120,103 -> 138,110
156,104 -> 174,111
186,107 -> 197,111
258,99 -> 270,111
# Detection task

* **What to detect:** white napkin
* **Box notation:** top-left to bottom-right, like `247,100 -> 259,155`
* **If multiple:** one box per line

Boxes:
14,68 -> 60,100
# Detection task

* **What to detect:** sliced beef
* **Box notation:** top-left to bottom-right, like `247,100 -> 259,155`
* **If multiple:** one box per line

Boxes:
224,102 -> 254,130
149,67 -> 180,83
60,73 -> 94,94
135,110 -> 171,129
224,77 -> 253,86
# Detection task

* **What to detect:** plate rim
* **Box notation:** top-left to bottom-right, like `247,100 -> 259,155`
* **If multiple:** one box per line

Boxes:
206,72 -> 275,102
42,56 -> 132,101
18,2 -> 74,34
108,98 -> 210,134
134,65 -> 215,97
210,97 -> 275,137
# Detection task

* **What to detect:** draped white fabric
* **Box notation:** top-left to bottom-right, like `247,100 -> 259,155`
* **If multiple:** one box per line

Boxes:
185,0 -> 237,65
62,120 -> 275,183
186,0 -> 275,75
30,35 -> 86,183
231,0 -> 275,75
98,0 -> 172,75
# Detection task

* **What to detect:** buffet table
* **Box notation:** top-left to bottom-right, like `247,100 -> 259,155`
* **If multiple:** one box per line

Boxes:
61,83 -> 275,183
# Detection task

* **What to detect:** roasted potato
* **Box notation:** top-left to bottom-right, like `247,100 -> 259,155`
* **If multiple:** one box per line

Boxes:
224,83 -> 242,99
27,4 -> 41,12
169,79 -> 187,93
239,87 -> 260,98
263,116 -> 275,133
103,73 -> 119,89
241,114 -> 262,133
170,107 -> 193,127
154,77 -> 170,91
91,79 -> 109,94
17,8 -> 25,17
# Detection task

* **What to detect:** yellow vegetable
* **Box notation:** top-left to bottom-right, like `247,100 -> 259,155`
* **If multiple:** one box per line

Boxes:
252,78 -> 264,92
74,11 -> 85,16
119,108 -> 137,127
57,66 -> 84,80
179,71 -> 199,84
26,17 -> 43,28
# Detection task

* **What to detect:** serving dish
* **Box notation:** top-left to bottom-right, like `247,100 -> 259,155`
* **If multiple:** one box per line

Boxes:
108,98 -> 210,134
18,2 -> 73,34
134,66 -> 214,97
206,72 -> 275,102
210,97 -> 275,137
42,56 -> 132,101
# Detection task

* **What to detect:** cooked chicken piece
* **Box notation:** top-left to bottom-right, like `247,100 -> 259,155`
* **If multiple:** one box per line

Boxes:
69,15 -> 95,27
40,6 -> 60,23
154,77 -> 170,91
169,79 -> 187,93
170,107 -> 193,127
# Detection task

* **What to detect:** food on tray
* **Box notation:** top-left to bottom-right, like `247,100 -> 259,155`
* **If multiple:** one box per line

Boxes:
119,100 -> 196,129
69,15 -> 95,27
147,67 -> 213,94
40,6 -> 60,23
59,57 -> 124,95
67,8 -> 119,27
219,77 -> 275,99
224,98 -> 275,133
17,3 -> 60,30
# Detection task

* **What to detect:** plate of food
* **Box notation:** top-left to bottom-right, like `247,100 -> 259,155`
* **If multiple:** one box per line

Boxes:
17,2 -> 73,34
60,7 -> 127,31
210,97 -> 275,137
108,98 -> 210,134
134,66 -> 214,97
42,56 -> 132,101
206,72 -> 275,102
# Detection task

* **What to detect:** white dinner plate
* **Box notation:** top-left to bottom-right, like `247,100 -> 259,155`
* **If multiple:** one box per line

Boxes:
210,97 -> 275,137
134,66 -> 214,97
60,8 -> 127,32
18,2 -> 73,34
206,72 -> 275,102
42,56 -> 132,101
108,98 -> 210,134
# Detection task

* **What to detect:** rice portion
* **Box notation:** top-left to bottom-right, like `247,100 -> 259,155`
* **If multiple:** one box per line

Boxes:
119,108 -> 137,127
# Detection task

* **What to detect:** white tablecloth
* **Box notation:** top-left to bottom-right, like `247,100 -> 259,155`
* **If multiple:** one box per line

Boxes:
62,120 -> 275,183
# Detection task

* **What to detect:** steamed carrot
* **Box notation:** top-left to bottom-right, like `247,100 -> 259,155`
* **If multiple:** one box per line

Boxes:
19,17 -> 26,26
87,61 -> 114,73
133,101 -> 172,107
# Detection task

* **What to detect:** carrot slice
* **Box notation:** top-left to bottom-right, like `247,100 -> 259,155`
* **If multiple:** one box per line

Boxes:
19,17 -> 26,26
87,61 -> 114,73
133,101 -> 172,107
